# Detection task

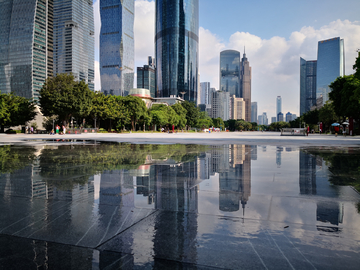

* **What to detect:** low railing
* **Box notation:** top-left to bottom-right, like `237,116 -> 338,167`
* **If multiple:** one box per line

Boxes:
65,128 -> 99,134
281,128 -> 306,136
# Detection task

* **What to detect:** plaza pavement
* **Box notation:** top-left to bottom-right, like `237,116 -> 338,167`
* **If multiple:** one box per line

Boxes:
1,131 -> 360,147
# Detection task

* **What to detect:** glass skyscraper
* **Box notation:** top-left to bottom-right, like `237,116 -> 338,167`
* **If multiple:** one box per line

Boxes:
316,37 -> 345,105
53,0 -> 94,91
276,96 -> 282,121
300,58 -> 317,115
100,0 -> 134,96
251,102 -> 257,123
220,50 -> 240,97
240,50 -> 251,122
137,57 -> 156,98
0,0 -> 54,101
155,0 -> 199,102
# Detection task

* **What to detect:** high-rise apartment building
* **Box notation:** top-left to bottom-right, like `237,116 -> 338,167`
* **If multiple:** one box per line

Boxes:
0,0 -> 54,100
100,0 -> 134,96
155,0 -> 199,102
137,57 -> 156,97
54,0 -> 94,91
240,50 -> 251,122
230,95 -> 245,120
316,37 -> 345,105
211,91 -> 230,121
220,50 -> 240,97
300,58 -> 317,115
276,96 -> 282,121
251,102 -> 257,123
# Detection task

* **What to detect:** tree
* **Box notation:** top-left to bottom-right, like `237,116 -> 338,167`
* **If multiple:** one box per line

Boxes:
197,111 -> 212,129
123,95 -> 148,131
39,73 -> 93,127
0,92 -> 36,132
181,101 -> 199,129
212,118 -> 224,129
171,103 -> 187,130
150,104 -> 179,130
319,101 -> 337,132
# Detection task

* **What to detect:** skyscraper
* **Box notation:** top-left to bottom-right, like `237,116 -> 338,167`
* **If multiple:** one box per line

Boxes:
0,0 -> 54,101
100,0 -> 134,96
300,58 -> 317,115
200,82 -> 212,105
220,50 -> 240,97
316,37 -> 345,105
137,57 -> 156,97
251,102 -> 257,123
155,0 -> 199,102
276,96 -> 282,121
240,50 -> 251,122
211,91 -> 230,121
54,0 -> 94,91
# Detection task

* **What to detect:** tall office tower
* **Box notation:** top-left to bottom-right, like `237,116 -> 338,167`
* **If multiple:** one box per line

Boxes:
155,0 -> 199,102
277,112 -> 284,122
137,57 -> 156,97
300,58 -> 317,115
240,50 -> 251,122
200,82 -> 210,104
262,112 -> 268,125
276,96 -> 282,121
317,37 -> 345,105
251,102 -> 257,123
0,0 -> 53,101
100,0 -> 134,95
54,0 -> 94,91
211,91 -> 230,121
220,50 -> 240,97
271,117 -> 277,124
230,95 -> 245,120
258,115 -> 263,125
285,112 -> 292,122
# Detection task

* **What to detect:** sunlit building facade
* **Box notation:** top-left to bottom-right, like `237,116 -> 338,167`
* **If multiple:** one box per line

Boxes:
316,37 -> 345,105
0,0 -> 54,101
240,50 -> 251,122
300,58 -> 317,115
155,0 -> 199,102
54,0 -> 94,91
100,0 -> 134,96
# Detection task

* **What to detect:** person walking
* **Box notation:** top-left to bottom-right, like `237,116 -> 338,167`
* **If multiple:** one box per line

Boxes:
62,125 -> 66,135
56,125 -> 59,134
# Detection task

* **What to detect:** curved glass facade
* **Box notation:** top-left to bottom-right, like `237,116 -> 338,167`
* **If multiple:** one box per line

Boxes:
100,0 -> 134,96
0,0 -> 53,101
155,0 -> 199,102
220,50 -> 240,98
54,0 -> 94,91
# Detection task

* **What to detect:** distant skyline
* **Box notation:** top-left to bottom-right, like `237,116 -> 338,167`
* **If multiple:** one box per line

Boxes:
93,0 -> 360,117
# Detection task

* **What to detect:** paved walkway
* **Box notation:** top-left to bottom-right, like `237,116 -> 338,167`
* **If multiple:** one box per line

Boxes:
1,131 -> 359,146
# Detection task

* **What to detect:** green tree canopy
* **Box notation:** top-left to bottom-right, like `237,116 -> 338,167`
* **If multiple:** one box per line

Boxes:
318,101 -> 337,131
0,92 -> 36,132
171,103 -> 187,129
39,73 -> 93,126
123,95 -> 148,131
181,101 -> 199,129
212,117 -> 224,128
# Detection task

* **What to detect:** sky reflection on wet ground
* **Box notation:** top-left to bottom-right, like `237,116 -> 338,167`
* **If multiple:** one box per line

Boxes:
0,143 -> 360,269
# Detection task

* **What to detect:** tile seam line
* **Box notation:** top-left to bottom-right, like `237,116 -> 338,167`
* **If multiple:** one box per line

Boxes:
95,208 -> 159,249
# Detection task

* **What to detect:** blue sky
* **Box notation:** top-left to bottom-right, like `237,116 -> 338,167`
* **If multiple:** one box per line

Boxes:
93,0 -> 360,119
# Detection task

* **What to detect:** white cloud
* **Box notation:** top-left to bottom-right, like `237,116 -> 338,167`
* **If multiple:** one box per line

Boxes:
199,19 -> 360,117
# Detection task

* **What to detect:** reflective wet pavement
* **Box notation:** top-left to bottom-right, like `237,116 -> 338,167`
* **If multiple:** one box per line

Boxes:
0,143 -> 360,269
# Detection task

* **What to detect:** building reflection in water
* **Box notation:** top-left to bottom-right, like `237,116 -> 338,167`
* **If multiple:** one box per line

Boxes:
299,151 -> 344,231
2,144 -> 359,267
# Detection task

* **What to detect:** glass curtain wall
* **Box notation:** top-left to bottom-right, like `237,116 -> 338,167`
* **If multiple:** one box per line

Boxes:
300,58 -> 317,115
0,0 -> 53,101
220,50 -> 240,98
54,0 -> 94,90
100,0 -> 134,96
155,0 -> 199,102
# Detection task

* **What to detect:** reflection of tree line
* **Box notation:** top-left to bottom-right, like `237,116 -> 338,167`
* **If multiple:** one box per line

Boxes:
304,148 -> 360,193
0,144 -> 208,190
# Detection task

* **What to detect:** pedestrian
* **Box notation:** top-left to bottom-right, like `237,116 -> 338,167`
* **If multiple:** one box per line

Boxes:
25,125 -> 29,134
30,126 -> 33,134
306,126 -> 309,136
62,125 -> 66,135
56,125 -> 59,134
342,127 -> 346,137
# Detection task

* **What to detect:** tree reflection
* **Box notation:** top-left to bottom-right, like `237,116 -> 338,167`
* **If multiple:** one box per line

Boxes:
303,148 -> 360,192
38,143 -> 207,190
0,145 -> 37,173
